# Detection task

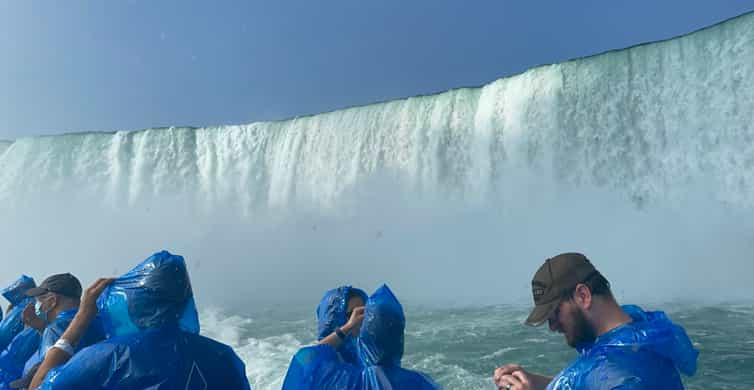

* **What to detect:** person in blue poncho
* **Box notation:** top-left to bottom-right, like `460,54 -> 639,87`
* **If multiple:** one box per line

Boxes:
315,286 -> 369,364
0,276 -> 42,389
493,253 -> 699,390
0,328 -> 42,390
0,276 -> 37,352
7,273 -> 105,390
283,284 -> 441,390
29,250 -> 251,390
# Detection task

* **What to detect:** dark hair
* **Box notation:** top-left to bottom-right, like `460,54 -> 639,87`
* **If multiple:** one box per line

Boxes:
562,271 -> 612,299
346,289 -> 365,303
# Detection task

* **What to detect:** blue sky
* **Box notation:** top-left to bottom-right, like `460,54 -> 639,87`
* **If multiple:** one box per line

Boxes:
1,0 -> 752,140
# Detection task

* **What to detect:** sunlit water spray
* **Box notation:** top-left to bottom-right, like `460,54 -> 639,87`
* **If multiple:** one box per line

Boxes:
1,11 -> 754,390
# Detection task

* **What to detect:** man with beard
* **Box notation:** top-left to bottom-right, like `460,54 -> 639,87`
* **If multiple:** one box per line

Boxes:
493,253 -> 698,390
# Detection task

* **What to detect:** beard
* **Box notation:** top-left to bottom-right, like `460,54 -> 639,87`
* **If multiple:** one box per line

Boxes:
565,307 -> 597,348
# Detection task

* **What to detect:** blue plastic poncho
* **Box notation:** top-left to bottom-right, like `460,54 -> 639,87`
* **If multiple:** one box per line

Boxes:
547,305 -> 698,390
0,276 -> 36,351
1,276 -> 36,307
96,250 -> 200,338
38,250 -> 251,390
22,308 -> 106,380
0,328 -> 41,389
317,285 -> 368,364
283,284 -> 441,390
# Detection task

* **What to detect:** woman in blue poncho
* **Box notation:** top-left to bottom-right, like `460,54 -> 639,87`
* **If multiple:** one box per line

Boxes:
0,276 -> 37,352
0,276 -> 41,389
283,284 -> 441,390
315,286 -> 369,364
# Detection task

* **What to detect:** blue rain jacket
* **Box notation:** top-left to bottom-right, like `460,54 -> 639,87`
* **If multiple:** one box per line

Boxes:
547,305 -> 699,390
283,285 -> 441,390
0,328 -> 41,389
0,276 -> 36,351
22,308 -> 106,379
37,250 -> 251,390
317,285 -> 368,364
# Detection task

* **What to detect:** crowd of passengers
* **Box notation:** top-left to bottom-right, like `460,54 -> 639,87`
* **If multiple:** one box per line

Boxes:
0,252 -> 697,389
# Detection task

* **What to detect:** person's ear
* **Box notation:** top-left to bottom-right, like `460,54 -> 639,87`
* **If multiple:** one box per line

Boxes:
573,284 -> 592,310
48,294 -> 59,309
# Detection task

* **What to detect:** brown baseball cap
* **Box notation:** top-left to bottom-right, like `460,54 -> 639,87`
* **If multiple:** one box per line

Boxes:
525,253 -> 599,326
25,273 -> 82,300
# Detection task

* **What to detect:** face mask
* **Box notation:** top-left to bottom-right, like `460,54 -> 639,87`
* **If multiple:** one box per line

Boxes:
34,299 -> 49,323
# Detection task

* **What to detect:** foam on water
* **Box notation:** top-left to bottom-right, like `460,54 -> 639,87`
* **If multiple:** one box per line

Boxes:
199,309 -> 303,389
204,304 -> 753,390
0,9 -> 753,390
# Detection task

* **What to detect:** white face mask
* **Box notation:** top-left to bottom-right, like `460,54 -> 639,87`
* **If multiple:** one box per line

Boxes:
34,295 -> 53,323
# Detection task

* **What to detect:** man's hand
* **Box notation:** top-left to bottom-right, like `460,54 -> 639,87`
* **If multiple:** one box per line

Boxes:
493,364 -> 550,390
340,306 -> 365,336
80,278 -> 116,315
22,303 -> 46,331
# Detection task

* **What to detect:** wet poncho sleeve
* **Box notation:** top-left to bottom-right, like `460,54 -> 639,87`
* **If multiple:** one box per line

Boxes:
36,341 -> 118,389
0,304 -> 30,353
0,328 -> 42,388
283,344 -> 362,390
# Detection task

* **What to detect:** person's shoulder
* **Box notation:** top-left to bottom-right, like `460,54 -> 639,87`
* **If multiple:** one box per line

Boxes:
183,332 -> 247,369
293,344 -> 340,363
181,332 -> 251,389
45,311 -> 77,337
41,323 -> 66,341
185,333 -> 236,354
584,347 -> 680,389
